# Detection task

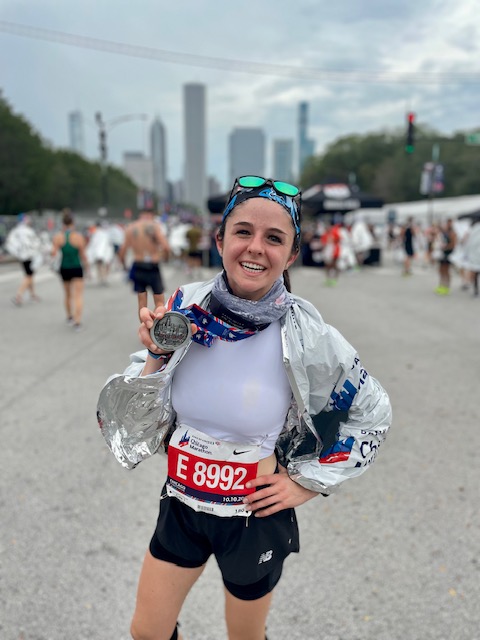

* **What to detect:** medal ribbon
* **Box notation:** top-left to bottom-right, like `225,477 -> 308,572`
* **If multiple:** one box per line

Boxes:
177,304 -> 257,347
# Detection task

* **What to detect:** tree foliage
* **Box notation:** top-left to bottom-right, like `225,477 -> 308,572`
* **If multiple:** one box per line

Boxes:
0,93 -> 137,216
300,127 -> 480,203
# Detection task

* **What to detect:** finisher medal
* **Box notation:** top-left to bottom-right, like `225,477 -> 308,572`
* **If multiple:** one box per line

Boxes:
150,311 -> 192,351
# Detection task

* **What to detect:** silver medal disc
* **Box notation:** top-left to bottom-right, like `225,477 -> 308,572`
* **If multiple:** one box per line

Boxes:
150,311 -> 192,351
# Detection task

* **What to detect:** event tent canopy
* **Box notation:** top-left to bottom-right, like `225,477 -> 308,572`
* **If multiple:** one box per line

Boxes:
302,183 -> 383,216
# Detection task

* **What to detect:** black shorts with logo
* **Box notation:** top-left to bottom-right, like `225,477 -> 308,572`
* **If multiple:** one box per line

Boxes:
130,261 -> 164,295
149,485 -> 300,600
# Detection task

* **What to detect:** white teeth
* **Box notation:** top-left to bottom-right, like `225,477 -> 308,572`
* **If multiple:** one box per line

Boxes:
241,262 -> 265,272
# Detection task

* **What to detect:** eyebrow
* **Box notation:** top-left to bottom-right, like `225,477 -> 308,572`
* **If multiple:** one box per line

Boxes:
231,221 -> 288,236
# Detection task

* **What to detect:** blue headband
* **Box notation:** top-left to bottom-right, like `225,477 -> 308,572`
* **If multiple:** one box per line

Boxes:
222,186 -> 301,237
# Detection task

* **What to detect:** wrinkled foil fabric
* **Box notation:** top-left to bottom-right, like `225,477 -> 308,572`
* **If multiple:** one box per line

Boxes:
97,279 -> 392,492
97,370 -> 175,469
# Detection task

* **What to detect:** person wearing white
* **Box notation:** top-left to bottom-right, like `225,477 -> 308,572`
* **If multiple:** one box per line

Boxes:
463,219 -> 480,296
86,221 -> 114,285
6,214 -> 42,305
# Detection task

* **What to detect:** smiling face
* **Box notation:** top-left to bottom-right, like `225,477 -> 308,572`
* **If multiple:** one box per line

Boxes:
216,198 -> 298,301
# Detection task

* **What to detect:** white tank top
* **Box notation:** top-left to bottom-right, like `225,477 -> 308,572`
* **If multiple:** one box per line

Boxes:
171,321 -> 292,459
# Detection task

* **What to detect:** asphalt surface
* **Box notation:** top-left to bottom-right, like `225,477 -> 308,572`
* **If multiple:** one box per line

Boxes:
1,255 -> 478,640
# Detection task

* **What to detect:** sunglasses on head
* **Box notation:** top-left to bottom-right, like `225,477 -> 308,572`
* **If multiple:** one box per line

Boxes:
231,176 -> 301,199
225,175 -> 302,237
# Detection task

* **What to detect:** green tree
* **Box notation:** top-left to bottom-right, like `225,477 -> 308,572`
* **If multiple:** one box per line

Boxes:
0,93 -> 50,213
300,126 -> 480,203
0,93 -> 137,216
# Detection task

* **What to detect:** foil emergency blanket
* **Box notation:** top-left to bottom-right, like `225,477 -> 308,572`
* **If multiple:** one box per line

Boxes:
97,371 -> 174,469
96,279 -> 392,493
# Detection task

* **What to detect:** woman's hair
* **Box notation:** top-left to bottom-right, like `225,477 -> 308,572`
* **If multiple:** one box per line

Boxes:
62,211 -> 73,226
216,204 -> 300,293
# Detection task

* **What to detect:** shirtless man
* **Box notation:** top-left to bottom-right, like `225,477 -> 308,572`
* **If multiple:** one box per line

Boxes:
119,210 -> 171,318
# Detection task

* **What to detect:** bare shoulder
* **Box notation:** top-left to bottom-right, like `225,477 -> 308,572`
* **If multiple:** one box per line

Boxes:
52,232 -> 63,246
72,231 -> 87,247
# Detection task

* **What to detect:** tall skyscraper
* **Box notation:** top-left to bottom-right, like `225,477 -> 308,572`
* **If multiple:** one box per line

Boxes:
273,139 -> 294,183
298,102 -> 315,176
150,117 -> 167,202
229,128 -> 265,185
68,110 -> 84,155
183,84 -> 206,211
122,152 -> 154,191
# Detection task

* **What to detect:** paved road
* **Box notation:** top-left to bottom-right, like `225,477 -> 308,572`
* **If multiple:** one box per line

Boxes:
1,256 -> 478,640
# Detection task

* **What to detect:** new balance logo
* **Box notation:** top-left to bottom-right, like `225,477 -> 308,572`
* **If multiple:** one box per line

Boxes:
258,550 -> 273,564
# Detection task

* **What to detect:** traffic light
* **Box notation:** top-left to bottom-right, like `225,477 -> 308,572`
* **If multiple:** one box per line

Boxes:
405,112 -> 415,153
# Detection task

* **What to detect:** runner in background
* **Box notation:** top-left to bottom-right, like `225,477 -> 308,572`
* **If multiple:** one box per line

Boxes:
400,216 -> 416,276
434,218 -> 457,295
321,219 -> 342,286
119,209 -> 171,319
51,210 -> 88,330
185,219 -> 204,279
6,214 -> 42,306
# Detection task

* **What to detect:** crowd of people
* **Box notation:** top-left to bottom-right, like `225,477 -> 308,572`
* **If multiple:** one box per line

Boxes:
3,207 -> 480,334
4,184 -> 480,639
392,216 -> 480,296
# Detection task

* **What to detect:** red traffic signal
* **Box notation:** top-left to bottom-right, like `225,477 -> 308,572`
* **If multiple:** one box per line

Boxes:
406,112 -> 415,153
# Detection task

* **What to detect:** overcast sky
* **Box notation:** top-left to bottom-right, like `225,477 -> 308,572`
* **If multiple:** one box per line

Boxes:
1,0 -> 480,190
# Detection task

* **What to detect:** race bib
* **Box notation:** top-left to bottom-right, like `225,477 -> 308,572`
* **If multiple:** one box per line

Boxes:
166,425 -> 260,517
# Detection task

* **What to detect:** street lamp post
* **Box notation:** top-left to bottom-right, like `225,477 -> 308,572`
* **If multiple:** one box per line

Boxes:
94,112 -> 148,216
95,112 -> 108,215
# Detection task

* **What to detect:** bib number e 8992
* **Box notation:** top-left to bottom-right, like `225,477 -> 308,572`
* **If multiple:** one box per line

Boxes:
191,460 -> 247,491
168,447 -> 257,497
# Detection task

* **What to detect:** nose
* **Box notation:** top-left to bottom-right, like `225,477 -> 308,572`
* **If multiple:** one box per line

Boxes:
247,232 -> 264,254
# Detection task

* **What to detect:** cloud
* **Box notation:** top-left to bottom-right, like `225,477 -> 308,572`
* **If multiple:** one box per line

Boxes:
1,0 -> 480,190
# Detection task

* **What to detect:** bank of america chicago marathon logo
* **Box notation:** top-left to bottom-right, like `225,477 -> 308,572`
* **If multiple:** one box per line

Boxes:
178,430 -> 222,451
178,430 -> 190,447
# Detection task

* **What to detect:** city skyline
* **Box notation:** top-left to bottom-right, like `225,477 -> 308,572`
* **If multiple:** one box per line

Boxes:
88,85 -> 308,204
2,1 -> 480,192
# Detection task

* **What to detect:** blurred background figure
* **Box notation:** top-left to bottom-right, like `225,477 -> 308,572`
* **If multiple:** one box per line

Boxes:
168,217 -> 190,271
321,220 -> 342,286
185,218 -> 204,279
400,216 -> 416,276
6,213 -> 42,305
86,221 -> 114,285
107,221 -> 126,272
51,210 -> 88,330
464,218 -> 480,297
448,217 -> 473,290
434,218 -> 457,295
119,208 -> 171,317
350,214 -> 374,267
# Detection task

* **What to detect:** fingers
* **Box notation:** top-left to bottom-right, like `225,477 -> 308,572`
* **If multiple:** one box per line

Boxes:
243,473 -> 318,517
139,305 -> 166,329
138,305 -> 167,353
244,474 -> 288,517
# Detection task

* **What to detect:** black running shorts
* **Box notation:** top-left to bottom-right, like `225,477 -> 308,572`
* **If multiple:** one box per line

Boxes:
60,267 -> 83,282
149,486 -> 300,600
22,260 -> 33,276
130,261 -> 164,295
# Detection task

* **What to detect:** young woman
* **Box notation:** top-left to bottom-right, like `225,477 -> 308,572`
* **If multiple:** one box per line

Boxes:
98,177 -> 392,640
51,211 -> 88,330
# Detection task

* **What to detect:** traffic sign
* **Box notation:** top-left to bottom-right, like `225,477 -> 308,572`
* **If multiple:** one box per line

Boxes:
465,132 -> 480,145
